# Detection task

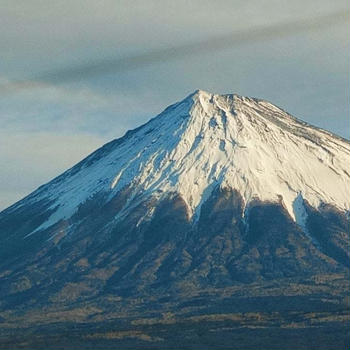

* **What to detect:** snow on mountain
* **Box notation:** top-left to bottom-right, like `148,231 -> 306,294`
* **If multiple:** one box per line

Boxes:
13,89 -> 350,235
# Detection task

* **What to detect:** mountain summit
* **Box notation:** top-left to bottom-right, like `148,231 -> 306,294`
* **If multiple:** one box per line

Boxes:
4,90 -> 350,234
0,90 -> 349,349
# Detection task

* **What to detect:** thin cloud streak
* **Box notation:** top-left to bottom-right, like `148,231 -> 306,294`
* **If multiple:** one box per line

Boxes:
1,10 -> 348,94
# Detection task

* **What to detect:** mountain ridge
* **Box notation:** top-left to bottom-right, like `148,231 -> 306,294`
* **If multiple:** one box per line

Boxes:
3,89 -> 349,237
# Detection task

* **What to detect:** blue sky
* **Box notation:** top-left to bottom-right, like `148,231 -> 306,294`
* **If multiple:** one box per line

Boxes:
0,0 -> 349,210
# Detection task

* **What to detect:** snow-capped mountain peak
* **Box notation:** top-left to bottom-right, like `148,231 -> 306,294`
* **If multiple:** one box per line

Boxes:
11,90 -> 350,234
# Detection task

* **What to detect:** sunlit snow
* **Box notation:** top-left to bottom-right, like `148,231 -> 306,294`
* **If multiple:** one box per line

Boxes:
18,90 -> 350,235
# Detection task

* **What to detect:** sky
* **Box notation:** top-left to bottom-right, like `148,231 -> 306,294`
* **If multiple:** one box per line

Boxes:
0,0 -> 349,210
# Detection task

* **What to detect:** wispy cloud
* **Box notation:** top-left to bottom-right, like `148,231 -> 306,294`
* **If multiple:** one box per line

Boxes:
0,10 -> 348,94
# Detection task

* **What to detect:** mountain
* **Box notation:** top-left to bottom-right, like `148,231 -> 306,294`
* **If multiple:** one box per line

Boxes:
0,90 -> 349,349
